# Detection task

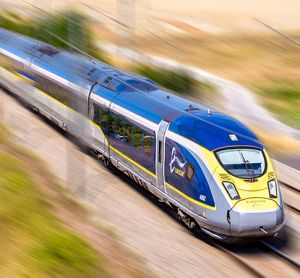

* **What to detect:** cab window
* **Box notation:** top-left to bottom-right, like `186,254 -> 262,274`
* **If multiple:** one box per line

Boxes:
216,148 -> 266,179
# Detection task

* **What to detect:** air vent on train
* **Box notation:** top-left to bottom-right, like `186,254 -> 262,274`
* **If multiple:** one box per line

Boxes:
37,46 -> 60,56
185,104 -> 201,112
219,173 -> 231,181
268,172 -> 275,180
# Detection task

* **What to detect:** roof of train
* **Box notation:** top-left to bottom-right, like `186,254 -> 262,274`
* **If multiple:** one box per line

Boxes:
111,89 -> 262,150
0,28 -> 263,151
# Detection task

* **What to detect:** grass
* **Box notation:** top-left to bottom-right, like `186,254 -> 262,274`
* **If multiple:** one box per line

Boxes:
251,81 -> 300,129
117,31 -> 300,129
1,7 -> 299,129
0,125 -> 107,277
128,32 -> 300,83
0,123 -> 156,278
0,9 -> 215,98
0,10 -> 107,62
133,64 -> 216,97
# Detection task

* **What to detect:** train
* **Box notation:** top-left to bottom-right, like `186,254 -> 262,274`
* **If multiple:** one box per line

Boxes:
0,28 -> 284,240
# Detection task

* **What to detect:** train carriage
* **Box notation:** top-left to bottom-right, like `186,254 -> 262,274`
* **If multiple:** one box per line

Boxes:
0,28 -> 284,240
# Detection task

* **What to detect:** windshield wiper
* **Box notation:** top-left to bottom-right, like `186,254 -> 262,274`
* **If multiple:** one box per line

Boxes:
239,151 -> 255,182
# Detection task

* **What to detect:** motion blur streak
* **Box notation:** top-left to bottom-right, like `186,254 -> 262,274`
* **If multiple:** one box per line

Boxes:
0,1 -> 300,277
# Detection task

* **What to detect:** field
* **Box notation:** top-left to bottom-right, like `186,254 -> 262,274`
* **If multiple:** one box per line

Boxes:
0,123 -> 154,278
1,0 -> 300,128
125,32 -> 300,128
251,81 -> 300,129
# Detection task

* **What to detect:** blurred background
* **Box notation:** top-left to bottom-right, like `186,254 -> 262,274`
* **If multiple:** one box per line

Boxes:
0,1 -> 300,277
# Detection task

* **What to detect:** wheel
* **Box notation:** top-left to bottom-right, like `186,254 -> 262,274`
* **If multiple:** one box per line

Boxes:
177,209 -> 199,232
103,157 -> 111,168
32,106 -> 39,114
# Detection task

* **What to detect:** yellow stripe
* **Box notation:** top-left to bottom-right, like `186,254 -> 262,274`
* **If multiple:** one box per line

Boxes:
36,87 -> 73,110
0,66 -> 22,79
37,88 -> 109,146
1,66 -> 216,210
110,146 -> 216,210
15,72 -> 35,84
110,146 -> 156,178
165,182 -> 216,210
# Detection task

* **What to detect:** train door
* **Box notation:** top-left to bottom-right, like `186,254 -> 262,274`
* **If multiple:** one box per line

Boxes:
156,120 -> 170,191
89,100 -> 109,154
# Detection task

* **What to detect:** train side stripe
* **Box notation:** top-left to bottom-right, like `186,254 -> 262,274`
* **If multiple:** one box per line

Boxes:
165,182 -> 216,210
110,146 -> 156,178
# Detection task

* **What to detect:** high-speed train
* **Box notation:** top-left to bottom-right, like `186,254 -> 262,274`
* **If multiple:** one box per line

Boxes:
0,28 -> 284,240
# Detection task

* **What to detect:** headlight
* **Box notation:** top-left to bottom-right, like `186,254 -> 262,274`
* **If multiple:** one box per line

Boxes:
223,182 -> 240,200
268,180 -> 277,198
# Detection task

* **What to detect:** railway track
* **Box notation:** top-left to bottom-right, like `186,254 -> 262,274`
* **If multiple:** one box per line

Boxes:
207,239 -> 265,278
211,238 -> 300,277
279,180 -> 300,214
204,179 -> 300,277
1,87 -> 300,277
200,232 -> 300,278
101,160 -> 300,277
160,179 -> 300,277
280,180 -> 300,194
260,240 -> 300,269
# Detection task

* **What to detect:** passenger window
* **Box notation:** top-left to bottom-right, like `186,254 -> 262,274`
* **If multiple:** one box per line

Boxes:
186,163 -> 195,181
93,105 -> 101,124
108,114 -> 116,135
117,118 -> 124,140
133,128 -> 142,150
57,86 -> 62,103
101,110 -> 108,130
37,76 -> 47,94
125,123 -> 133,144
144,133 -> 153,156
36,76 -> 70,107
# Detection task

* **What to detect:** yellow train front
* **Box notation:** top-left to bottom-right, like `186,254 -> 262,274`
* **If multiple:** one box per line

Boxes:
165,111 -> 284,241
202,146 -> 284,239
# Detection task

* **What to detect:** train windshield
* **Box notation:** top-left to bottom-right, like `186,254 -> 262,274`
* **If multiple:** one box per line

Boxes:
216,148 -> 266,179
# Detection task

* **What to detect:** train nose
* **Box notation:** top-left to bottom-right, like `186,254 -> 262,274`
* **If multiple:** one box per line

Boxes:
228,198 -> 284,237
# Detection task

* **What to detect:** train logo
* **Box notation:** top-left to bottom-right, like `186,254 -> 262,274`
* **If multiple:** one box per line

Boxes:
169,147 -> 187,177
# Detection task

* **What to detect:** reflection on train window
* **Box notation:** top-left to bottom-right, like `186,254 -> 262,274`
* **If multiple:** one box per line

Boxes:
125,123 -> 133,144
144,134 -> 153,156
93,105 -> 101,124
56,86 -> 69,105
134,128 -> 142,150
117,119 -> 124,139
186,163 -> 195,182
101,110 -> 108,130
108,114 -> 116,135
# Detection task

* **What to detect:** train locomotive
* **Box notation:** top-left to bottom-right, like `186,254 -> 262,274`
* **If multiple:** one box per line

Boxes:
0,28 -> 284,240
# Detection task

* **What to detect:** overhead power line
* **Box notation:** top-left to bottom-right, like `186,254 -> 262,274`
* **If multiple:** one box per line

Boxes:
254,18 -> 300,48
